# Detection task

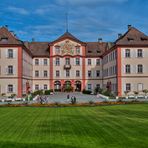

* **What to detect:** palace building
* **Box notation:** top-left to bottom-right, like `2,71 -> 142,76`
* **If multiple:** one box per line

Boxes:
0,25 -> 148,97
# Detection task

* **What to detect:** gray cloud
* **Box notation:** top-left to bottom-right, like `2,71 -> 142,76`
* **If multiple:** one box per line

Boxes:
7,6 -> 29,15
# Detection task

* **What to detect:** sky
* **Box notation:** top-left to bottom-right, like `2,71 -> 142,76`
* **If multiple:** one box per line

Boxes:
0,0 -> 148,42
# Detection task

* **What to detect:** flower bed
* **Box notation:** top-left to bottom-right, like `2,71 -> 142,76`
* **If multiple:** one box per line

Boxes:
0,100 -> 147,107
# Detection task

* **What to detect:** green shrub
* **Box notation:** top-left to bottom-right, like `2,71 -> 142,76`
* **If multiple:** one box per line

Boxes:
11,94 -> 16,98
94,87 -> 103,95
102,90 -> 114,97
54,89 -> 61,92
64,86 -> 73,92
1,93 -> 6,96
89,101 -> 94,104
82,89 -> 92,94
44,90 -> 51,95
32,90 -> 43,97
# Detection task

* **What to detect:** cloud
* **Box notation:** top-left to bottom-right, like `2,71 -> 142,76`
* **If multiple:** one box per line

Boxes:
7,6 -> 29,15
56,0 -> 128,6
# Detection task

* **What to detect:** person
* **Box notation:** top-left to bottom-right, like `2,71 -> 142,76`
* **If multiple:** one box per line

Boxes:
74,96 -> 76,104
67,94 -> 70,100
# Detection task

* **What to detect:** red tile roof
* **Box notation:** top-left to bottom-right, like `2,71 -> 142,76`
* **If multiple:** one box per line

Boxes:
0,27 -> 24,45
115,27 -> 148,46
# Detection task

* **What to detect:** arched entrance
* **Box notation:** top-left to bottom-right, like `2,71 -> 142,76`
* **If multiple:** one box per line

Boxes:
75,81 -> 81,92
54,81 -> 61,91
63,81 -> 73,92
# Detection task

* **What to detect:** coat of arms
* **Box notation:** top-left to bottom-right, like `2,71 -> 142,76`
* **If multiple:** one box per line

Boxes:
61,40 -> 74,55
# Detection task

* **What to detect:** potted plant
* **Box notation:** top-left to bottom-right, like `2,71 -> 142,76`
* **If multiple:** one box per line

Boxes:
133,91 -> 139,99
142,89 -> 148,99
124,90 -> 130,99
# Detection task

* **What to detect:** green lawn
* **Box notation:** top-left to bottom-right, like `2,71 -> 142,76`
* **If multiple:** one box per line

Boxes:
0,104 -> 148,148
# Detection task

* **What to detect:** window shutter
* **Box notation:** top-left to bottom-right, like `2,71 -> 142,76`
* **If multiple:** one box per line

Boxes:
123,49 -> 125,58
6,86 -> 8,93
5,49 -> 8,58
124,83 -> 126,92
5,66 -> 8,75
131,65 -> 134,74
13,50 -> 16,58
13,66 -> 16,75
40,71 -> 42,78
123,65 -> 125,74
13,85 -> 16,93
39,59 -> 43,65
143,49 -> 144,58
143,65 -> 145,73
73,58 -> 76,66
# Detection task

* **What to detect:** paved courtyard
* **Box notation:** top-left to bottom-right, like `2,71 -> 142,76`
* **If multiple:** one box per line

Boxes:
46,92 -> 105,103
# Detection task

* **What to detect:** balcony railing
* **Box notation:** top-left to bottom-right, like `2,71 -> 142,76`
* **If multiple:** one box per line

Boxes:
64,64 -> 71,69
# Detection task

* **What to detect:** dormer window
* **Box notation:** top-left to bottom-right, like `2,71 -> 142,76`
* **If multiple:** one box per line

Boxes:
141,37 -> 148,41
97,50 -> 101,53
88,50 -> 92,53
1,37 -> 8,42
127,37 -> 134,41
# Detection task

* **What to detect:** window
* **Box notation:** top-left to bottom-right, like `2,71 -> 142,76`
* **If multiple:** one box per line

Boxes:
88,84 -> 92,91
96,84 -> 100,89
35,84 -> 39,90
56,70 -> 60,77
8,85 -> 13,93
137,49 -> 143,58
66,70 -> 70,77
76,58 -> 80,65
43,59 -> 48,65
125,65 -> 131,74
44,71 -> 48,77
44,84 -> 48,90
55,46 -> 60,54
35,59 -> 39,65
96,59 -> 100,65
138,83 -> 143,91
65,58 -> 70,65
137,64 -> 143,73
88,70 -> 92,77
126,83 -> 131,91
76,70 -> 80,77
8,49 -> 13,58
125,49 -> 130,58
35,71 -> 39,77
8,66 -> 13,75
88,59 -> 91,65
96,70 -> 100,77
55,58 -> 60,66
76,47 -> 80,54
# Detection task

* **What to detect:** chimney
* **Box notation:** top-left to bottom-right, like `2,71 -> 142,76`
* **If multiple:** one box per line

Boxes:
128,25 -> 132,30
98,38 -> 102,43
32,38 -> 35,42
118,33 -> 122,38
5,25 -> 8,28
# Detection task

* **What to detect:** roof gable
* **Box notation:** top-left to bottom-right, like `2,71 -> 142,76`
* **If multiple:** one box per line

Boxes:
115,27 -> 148,46
49,31 -> 86,45
0,27 -> 23,45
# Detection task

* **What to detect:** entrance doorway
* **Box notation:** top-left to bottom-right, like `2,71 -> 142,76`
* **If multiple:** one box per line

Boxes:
75,81 -> 81,92
63,81 -> 73,92
54,81 -> 61,91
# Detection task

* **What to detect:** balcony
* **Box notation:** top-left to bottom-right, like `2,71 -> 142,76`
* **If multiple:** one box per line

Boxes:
64,64 -> 71,70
